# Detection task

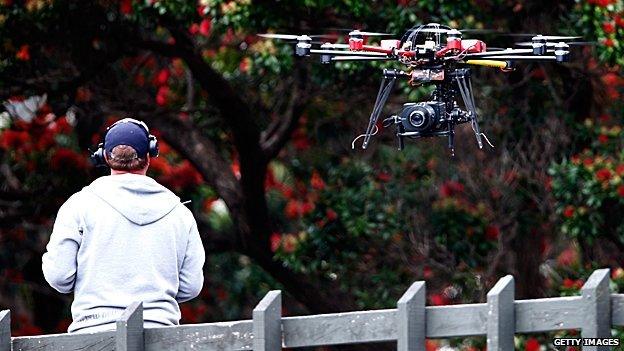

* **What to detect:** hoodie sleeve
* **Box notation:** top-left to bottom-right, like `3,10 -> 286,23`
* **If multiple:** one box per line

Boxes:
42,194 -> 83,294
176,215 -> 205,303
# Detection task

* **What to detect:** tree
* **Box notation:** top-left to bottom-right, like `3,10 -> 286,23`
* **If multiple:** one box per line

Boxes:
0,1 -> 621,349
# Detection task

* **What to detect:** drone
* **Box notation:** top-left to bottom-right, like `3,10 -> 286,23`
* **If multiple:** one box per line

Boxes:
259,23 -> 584,154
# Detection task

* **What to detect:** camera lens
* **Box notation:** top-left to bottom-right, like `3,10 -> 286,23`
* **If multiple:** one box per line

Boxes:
409,110 -> 427,127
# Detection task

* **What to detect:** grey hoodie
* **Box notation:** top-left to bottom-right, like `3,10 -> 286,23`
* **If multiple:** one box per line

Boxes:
42,174 -> 205,333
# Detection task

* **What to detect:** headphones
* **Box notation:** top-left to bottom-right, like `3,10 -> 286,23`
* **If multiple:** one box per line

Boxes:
90,118 -> 159,168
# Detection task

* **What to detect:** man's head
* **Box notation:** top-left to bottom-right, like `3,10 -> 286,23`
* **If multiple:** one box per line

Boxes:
103,118 -> 158,175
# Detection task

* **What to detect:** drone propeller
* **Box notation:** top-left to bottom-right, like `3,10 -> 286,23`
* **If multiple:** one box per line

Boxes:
504,34 -> 582,40
258,33 -> 339,40
515,40 -> 595,46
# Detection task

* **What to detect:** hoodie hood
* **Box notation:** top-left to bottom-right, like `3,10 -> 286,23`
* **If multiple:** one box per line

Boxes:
85,174 -> 180,225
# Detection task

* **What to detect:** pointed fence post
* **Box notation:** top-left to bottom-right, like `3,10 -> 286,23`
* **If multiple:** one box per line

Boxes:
486,275 -> 515,351
253,290 -> 282,351
397,281 -> 426,351
116,302 -> 144,351
0,310 -> 10,351
581,269 -> 611,351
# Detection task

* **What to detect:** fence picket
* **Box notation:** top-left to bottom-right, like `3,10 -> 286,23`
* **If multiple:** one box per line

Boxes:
486,275 -> 514,351
116,301 -> 144,351
397,281 -> 426,351
6,268 -> 624,350
0,310 -> 9,351
581,269 -> 611,351
253,290 -> 282,351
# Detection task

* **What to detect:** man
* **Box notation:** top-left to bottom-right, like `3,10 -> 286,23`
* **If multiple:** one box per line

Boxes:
42,118 -> 205,333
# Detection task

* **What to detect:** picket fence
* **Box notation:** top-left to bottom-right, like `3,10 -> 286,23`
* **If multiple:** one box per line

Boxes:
0,268 -> 621,351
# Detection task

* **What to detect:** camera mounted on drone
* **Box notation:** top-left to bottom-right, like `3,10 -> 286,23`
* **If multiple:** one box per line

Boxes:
259,23 -> 585,154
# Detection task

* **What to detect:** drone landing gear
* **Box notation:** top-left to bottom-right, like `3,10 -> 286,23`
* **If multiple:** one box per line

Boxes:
452,69 -> 489,150
360,69 -> 403,149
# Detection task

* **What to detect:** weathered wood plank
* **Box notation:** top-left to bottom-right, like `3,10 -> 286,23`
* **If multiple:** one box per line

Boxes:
12,331 -> 116,351
426,304 -> 488,338
144,320 -> 253,351
581,269 -> 611,351
282,309 -> 396,347
611,294 -> 624,326
253,290 -> 282,351
515,296 -> 584,332
397,282 -> 426,351
116,301 -> 144,351
486,275 -> 514,351
0,310 -> 10,351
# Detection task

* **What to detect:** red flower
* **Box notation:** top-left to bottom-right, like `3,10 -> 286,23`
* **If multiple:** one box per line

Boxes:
598,134 -> 609,144
616,15 -> 624,28
119,0 -> 132,15
310,171 -> 325,190
583,158 -> 594,167
557,247 -> 578,266
618,185 -> 624,197
485,225 -> 500,241
603,22 -> 616,34
439,180 -> 464,198
616,164 -> 624,176
285,200 -> 302,219
563,205 -> 575,218
562,278 -> 575,288
154,68 -> 170,86
0,130 -> 30,150
156,86 -> 170,106
15,45 -> 30,61
50,148 -> 88,170
603,38 -> 614,47
189,23 -> 200,35
595,168 -> 612,182
430,293 -> 448,306
326,208 -> 338,221
199,19 -> 212,36
525,337 -> 540,351
270,232 -> 281,252
377,172 -> 391,182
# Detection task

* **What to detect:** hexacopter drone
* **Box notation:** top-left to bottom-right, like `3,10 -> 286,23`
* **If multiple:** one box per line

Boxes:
260,23 -> 583,154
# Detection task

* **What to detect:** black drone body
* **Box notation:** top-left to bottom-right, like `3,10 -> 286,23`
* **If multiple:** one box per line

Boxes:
260,23 -> 580,154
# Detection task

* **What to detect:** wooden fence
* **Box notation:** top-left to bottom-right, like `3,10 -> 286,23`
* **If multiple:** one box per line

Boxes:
1,268 -> 621,351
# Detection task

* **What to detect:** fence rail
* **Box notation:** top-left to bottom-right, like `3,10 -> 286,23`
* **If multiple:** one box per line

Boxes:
3,268 -> 621,350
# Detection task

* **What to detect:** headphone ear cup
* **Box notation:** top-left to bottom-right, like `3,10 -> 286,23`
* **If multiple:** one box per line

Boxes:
90,143 -> 107,167
148,135 -> 159,157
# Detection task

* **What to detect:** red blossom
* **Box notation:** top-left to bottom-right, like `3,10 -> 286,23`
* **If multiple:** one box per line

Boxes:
156,86 -> 170,106
377,172 -> 391,182
583,158 -> 594,167
603,38 -> 614,47
598,134 -> 609,144
439,180 -> 464,198
154,68 -> 170,86
595,168 -> 612,182
310,171 -> 325,190
15,45 -> 30,61
485,225 -> 500,241
618,185 -> 624,197
563,205 -> 575,218
50,148 -> 88,170
326,208 -> 338,221
525,337 -> 540,351
199,19 -> 212,36
429,293 -> 448,306
270,232 -> 281,252
119,0 -> 132,15
615,15 -> 624,28
603,21 -> 616,34
0,130 -> 30,150
557,247 -> 578,266
562,278 -> 575,288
